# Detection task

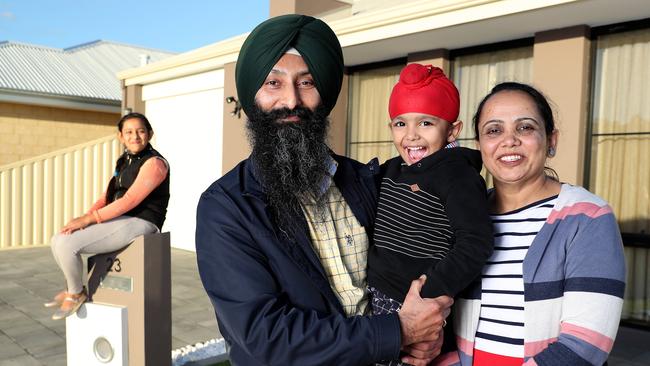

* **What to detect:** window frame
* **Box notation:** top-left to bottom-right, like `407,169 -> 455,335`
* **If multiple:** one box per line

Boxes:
587,18 -> 650,329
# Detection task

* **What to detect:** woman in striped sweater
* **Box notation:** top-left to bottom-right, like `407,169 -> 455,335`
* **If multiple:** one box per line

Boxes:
440,82 -> 625,366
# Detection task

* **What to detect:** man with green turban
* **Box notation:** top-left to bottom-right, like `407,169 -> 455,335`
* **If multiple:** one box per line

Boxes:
235,13 -> 344,117
196,14 -> 451,366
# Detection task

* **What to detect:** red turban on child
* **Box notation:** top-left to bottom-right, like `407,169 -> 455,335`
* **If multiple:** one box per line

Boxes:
388,63 -> 460,122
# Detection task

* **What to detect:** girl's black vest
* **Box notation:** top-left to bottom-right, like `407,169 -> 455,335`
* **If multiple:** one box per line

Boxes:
106,145 -> 170,230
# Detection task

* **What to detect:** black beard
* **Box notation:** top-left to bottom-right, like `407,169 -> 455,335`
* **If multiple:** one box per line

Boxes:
246,104 -> 331,238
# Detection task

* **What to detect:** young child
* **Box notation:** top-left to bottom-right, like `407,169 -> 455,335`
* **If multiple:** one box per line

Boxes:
367,64 -> 493,364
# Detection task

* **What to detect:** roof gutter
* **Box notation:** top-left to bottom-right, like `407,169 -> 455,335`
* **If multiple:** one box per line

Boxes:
0,89 -> 121,113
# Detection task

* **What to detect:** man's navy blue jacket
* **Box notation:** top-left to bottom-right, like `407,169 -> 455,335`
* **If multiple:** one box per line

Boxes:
196,154 -> 401,365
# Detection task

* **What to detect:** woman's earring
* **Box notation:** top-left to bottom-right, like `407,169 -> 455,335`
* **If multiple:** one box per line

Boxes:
548,147 -> 556,157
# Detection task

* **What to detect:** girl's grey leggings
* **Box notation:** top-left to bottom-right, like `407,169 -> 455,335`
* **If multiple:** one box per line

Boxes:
50,215 -> 159,294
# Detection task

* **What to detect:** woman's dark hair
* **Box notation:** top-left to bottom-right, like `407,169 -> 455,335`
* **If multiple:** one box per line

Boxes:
472,82 -> 559,180
117,112 -> 153,133
472,82 -> 555,140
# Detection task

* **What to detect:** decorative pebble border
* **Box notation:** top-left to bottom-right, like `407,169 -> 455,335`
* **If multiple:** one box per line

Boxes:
171,338 -> 228,366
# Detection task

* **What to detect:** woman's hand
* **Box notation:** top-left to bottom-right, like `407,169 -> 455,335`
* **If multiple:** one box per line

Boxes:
60,213 -> 96,235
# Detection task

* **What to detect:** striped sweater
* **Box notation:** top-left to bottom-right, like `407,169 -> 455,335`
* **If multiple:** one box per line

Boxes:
473,195 -> 557,365
436,184 -> 626,366
367,147 -> 493,301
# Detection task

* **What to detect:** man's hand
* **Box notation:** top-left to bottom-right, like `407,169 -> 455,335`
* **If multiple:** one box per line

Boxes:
398,275 -> 453,359
401,333 -> 444,366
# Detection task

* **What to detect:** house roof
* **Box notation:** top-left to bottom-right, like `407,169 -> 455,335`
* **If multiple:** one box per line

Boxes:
0,40 -> 175,103
119,0 -> 650,87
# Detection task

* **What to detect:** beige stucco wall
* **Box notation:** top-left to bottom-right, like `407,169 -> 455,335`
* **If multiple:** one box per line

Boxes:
0,102 -> 119,165
123,83 -> 145,114
328,73 -> 349,156
221,61 -> 250,174
269,0 -> 350,18
408,49 -> 451,75
533,25 -> 592,186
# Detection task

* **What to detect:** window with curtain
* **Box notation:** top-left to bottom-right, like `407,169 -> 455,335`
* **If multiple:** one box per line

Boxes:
451,46 -> 534,186
347,64 -> 402,164
451,46 -> 534,144
589,28 -> 650,325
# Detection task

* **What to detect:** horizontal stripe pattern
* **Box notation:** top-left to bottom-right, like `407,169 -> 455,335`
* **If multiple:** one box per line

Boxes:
474,349 -> 523,366
524,277 -> 625,301
475,196 -> 557,359
524,337 -> 558,357
523,358 -> 538,366
532,342 -> 593,366
561,322 -> 614,353
374,178 -> 452,258
560,291 -> 624,341
565,277 -> 625,298
547,202 -> 611,224
523,280 -> 564,301
456,335 -> 475,356
455,185 -> 626,366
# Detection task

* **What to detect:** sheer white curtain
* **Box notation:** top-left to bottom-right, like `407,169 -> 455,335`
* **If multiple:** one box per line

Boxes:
347,65 -> 402,164
452,47 -> 534,142
590,28 -> 650,322
451,47 -> 534,186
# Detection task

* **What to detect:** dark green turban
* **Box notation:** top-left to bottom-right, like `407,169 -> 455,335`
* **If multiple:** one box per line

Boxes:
235,14 -> 344,116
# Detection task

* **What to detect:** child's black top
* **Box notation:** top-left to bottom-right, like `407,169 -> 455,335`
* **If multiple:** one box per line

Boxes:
367,147 -> 493,301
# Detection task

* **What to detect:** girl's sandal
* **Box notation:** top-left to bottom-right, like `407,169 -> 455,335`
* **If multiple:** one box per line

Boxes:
44,290 -> 68,308
51,292 -> 87,320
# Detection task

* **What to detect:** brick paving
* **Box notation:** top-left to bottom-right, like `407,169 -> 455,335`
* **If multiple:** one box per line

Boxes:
0,246 -> 220,365
0,246 -> 649,365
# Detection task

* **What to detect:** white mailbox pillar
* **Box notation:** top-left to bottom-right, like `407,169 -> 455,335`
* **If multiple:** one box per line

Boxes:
66,232 -> 171,366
